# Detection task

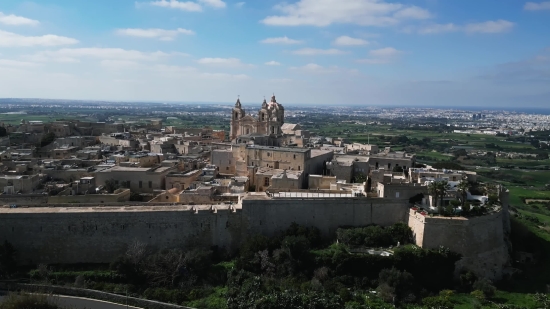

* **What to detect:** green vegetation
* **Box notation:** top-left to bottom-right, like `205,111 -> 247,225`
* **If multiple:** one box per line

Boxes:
39,132 -> 56,147
0,293 -> 59,309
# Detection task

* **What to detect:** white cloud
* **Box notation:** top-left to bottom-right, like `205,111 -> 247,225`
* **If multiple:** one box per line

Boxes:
100,60 -> 141,69
292,48 -> 347,55
265,61 -> 281,66
405,20 -> 514,35
31,48 -> 178,62
200,73 -> 249,80
261,0 -> 431,27
333,35 -> 369,46
524,1 -> 550,10
235,2 -> 245,7
411,23 -> 459,34
148,0 -> 203,11
198,0 -> 226,8
0,30 -> 79,47
393,6 -> 431,19
145,0 -> 226,11
289,63 -> 358,75
197,57 -> 254,67
0,12 -> 39,26
357,47 -> 402,64
0,59 -> 38,67
464,20 -> 515,34
260,36 -> 303,44
116,28 -> 195,41
290,63 -> 325,71
290,63 -> 339,74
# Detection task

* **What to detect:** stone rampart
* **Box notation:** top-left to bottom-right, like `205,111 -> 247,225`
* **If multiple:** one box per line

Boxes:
408,209 -> 508,280
0,194 -> 507,279
0,197 -> 408,265
242,197 -> 409,238
0,205 -> 243,265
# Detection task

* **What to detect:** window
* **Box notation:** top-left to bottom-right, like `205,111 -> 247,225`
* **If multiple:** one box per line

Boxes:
293,154 -> 296,159
298,166 -> 300,171
139,181 -> 142,188
149,181 -> 152,188
264,177 -> 270,186
226,167 -> 229,171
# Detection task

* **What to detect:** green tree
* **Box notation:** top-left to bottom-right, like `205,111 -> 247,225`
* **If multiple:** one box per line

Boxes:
39,132 -> 56,147
473,278 -> 496,298
437,180 -> 451,208
353,173 -> 367,183
428,182 -> 439,207
392,166 -> 404,173
104,179 -> 119,193
457,180 -> 470,207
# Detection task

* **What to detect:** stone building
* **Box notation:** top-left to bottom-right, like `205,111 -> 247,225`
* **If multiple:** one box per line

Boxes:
95,165 -> 175,193
230,95 -> 285,142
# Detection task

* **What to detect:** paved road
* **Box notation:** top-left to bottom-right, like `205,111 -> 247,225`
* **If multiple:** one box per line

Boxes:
0,294 -> 142,309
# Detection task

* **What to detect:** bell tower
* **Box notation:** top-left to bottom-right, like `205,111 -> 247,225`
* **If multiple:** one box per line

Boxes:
231,96 -> 245,140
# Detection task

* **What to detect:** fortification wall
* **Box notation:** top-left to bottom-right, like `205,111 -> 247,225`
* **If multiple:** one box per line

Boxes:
0,206 -> 243,265
242,197 -> 409,238
0,197 -> 409,265
408,210 -> 508,280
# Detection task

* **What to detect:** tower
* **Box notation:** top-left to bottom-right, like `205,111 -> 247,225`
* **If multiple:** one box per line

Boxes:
266,94 -> 284,135
231,97 -> 245,140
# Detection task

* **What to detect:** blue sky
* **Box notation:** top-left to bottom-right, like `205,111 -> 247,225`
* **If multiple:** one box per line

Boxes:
0,0 -> 549,107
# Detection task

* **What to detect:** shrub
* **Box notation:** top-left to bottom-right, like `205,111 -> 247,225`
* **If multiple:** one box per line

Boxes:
471,290 -> 485,300
422,296 -> 452,309
0,293 -> 59,309
337,223 -> 413,248
473,278 -> 496,298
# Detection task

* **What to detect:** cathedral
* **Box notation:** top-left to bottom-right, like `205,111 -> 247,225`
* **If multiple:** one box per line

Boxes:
230,95 -> 285,145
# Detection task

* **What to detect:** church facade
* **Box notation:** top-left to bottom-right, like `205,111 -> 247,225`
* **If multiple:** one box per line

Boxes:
230,95 -> 285,143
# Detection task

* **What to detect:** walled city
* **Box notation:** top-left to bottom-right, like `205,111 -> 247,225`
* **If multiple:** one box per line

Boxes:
1,96 -> 512,283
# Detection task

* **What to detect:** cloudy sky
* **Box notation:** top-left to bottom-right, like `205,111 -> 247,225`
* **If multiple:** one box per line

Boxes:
0,0 -> 549,107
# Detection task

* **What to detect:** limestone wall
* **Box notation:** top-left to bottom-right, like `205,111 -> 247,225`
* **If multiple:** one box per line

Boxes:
242,197 -> 409,238
0,205 -> 243,264
408,209 -> 508,280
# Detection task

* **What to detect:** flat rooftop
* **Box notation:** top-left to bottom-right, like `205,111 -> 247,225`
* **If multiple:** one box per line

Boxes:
98,166 -> 173,173
246,145 -> 310,153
